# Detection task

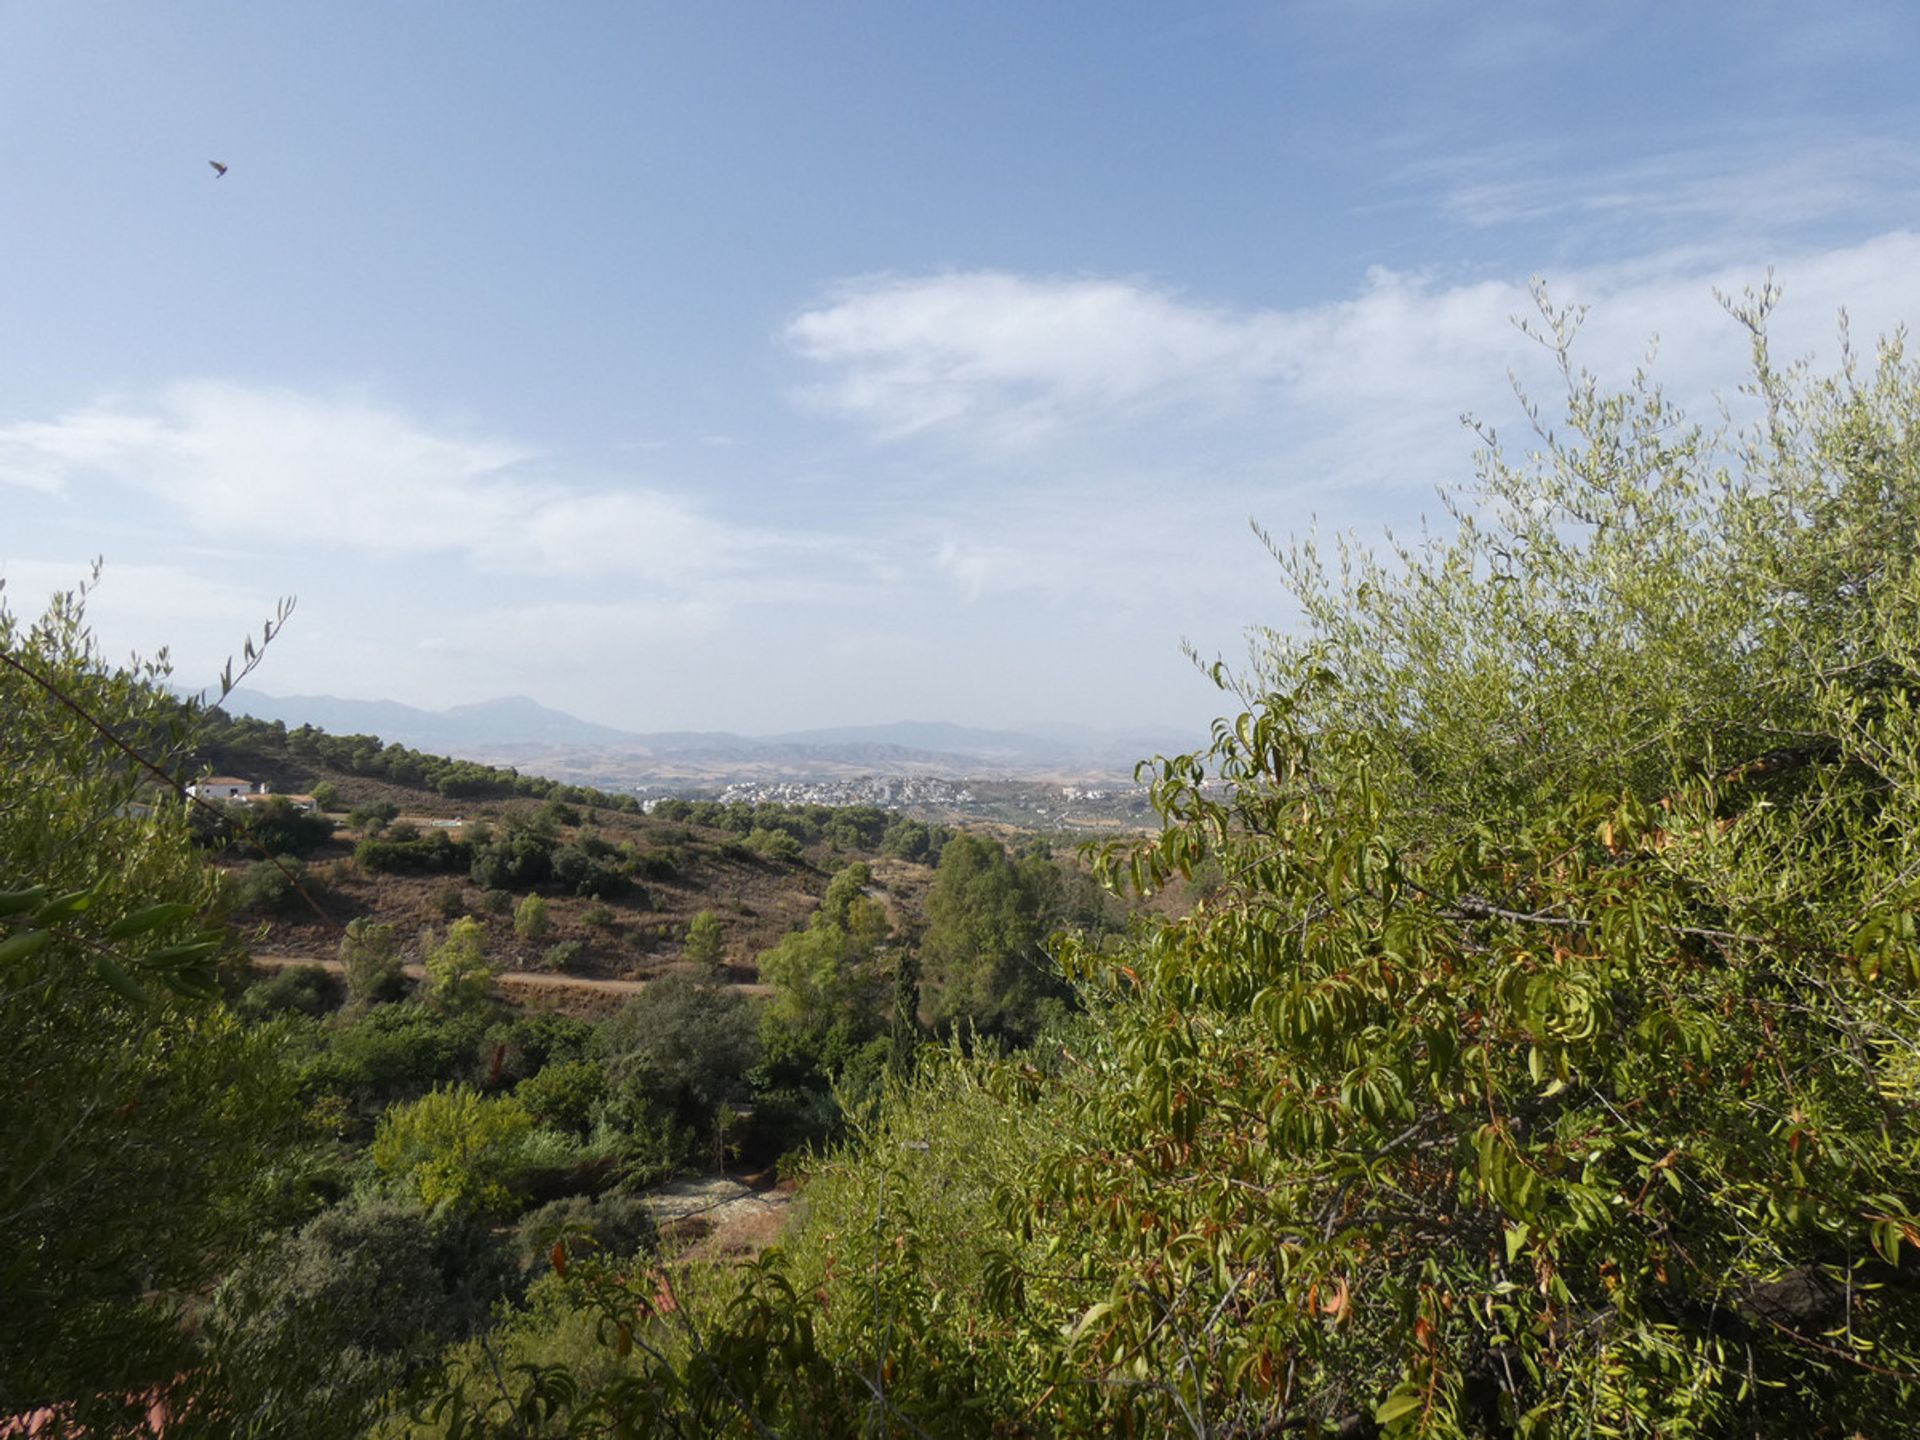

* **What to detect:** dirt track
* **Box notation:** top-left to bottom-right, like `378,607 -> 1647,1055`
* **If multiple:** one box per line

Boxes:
250,953 -> 769,1002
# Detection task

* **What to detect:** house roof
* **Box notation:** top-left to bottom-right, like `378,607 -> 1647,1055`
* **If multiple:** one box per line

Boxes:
193,776 -> 252,787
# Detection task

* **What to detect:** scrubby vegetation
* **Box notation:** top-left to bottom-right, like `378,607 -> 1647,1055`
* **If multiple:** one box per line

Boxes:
7,290 -> 1920,1436
401,295 -> 1920,1436
0,572 -> 1112,1433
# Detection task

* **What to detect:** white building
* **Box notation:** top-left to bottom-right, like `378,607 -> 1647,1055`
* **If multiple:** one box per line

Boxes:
188,776 -> 255,801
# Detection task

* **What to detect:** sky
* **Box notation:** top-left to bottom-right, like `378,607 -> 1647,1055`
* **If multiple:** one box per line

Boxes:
4,2 -> 1920,741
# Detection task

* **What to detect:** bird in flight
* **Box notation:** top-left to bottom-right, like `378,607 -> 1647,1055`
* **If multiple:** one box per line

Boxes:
209,160 -> 228,178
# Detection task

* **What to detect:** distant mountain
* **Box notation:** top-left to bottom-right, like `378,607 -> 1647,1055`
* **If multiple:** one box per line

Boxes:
768,721 -> 1065,759
213,688 -> 1197,782
220,688 -> 635,751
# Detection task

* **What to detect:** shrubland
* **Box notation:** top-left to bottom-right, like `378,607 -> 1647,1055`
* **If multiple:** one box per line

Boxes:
403,290 -> 1920,1437
12,284 -> 1915,1438
0,571 -> 1102,1432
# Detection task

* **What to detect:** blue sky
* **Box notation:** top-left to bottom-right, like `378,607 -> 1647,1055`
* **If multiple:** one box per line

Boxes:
4,2 -> 1919,738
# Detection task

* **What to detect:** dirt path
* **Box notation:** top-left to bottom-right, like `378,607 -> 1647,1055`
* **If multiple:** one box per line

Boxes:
643,1175 -> 798,1260
251,952 -> 773,1002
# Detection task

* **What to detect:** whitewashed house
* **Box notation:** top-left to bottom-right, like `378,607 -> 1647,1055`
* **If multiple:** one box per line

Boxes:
188,776 -> 255,801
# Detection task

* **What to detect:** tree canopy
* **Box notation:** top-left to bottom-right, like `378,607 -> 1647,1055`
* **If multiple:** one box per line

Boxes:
423,290 -> 1920,1438
0,577 -> 296,1420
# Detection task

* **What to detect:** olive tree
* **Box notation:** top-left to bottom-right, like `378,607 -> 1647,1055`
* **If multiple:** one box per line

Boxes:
0,575 -> 296,1420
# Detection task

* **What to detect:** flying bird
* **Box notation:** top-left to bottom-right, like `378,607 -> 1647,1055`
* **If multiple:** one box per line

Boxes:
208,160 -> 228,178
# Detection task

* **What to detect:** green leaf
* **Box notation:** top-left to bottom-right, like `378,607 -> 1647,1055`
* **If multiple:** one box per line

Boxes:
105,902 -> 198,940
93,953 -> 148,1004
1065,1299 -> 1115,1349
35,889 -> 96,925
1375,1387 -> 1426,1425
161,969 -> 220,1000
0,929 -> 53,963
0,887 -> 49,917
140,939 -> 221,969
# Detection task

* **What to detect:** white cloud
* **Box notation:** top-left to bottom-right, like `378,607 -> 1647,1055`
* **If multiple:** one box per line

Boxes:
786,234 -> 1920,486
786,272 -> 1298,442
0,382 -> 762,581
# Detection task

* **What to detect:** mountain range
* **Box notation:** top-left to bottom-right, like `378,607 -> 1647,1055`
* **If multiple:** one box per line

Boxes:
213,688 -> 1195,784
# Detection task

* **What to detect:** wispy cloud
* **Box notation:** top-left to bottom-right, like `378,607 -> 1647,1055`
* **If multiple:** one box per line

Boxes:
1413,136 -> 1920,236
0,382 -> 766,582
787,234 -> 1920,475
785,272 -> 1303,443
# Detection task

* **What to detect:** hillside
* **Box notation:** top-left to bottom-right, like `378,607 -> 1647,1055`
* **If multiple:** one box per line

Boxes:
191,708 -> 976,999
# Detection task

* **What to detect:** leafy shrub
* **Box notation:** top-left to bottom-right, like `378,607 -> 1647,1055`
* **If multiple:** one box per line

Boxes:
482,886 -> 513,915
601,973 -> 760,1131
553,842 -> 629,898
206,1198 -> 514,1437
683,909 -> 724,972
542,938 -> 585,972
744,826 -> 805,863
339,916 -> 404,1007
309,780 -> 340,812
513,892 -> 550,942
236,856 -> 312,915
919,833 -> 1065,1040
630,844 -> 682,881
512,1192 -> 657,1276
468,830 -> 554,890
581,901 -> 616,930
371,1085 -> 534,1216
237,963 -> 343,1021
515,1059 -> 608,1135
487,1011 -> 597,1078
243,795 -> 336,858
352,828 -> 469,875
424,916 -> 493,1011
347,799 -> 398,836
299,1003 -> 491,1104
432,881 -> 466,920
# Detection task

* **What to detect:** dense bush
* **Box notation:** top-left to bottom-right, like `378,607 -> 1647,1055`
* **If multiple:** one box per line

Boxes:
553,841 -> 629,898
919,833 -> 1068,1039
600,973 -> 761,1134
744,825 -> 806,863
422,297 -> 1920,1436
235,855 -> 315,916
542,937 -> 586,972
513,891 -> 551,942
516,1059 -> 610,1135
424,916 -> 493,1011
469,830 -> 554,890
371,1085 -> 537,1216
237,962 -> 344,1021
511,1192 -> 657,1276
242,794 -> 337,858
354,828 -> 470,875
0,583 -> 295,1417
207,1198 -> 514,1437
759,861 -> 894,1043
347,799 -> 399,836
340,917 -> 406,1007
299,1002 -> 492,1103
682,909 -> 724,972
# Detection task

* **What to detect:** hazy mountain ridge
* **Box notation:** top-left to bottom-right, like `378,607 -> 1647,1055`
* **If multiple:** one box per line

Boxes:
218,687 -> 1194,783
